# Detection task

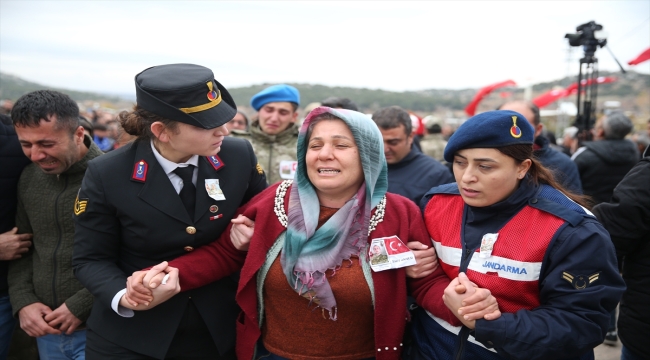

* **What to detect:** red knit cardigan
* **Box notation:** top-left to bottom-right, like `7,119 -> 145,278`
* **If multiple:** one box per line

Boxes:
166,182 -> 456,360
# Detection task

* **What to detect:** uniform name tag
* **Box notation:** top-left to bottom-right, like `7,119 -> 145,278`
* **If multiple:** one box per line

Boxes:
205,179 -> 226,201
479,233 -> 499,258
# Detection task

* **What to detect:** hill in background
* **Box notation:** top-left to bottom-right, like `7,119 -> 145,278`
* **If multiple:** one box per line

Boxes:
1,70 -> 648,118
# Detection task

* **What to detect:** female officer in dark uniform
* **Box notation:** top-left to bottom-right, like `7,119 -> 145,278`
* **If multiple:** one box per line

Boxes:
72,64 -> 267,359
408,110 -> 625,360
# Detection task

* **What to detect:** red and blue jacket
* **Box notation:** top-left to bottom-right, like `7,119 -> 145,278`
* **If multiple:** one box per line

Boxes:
408,181 -> 625,360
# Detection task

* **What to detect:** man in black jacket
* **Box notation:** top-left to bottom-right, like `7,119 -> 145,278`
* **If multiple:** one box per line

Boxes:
572,111 -> 638,204
0,114 -> 32,359
593,145 -> 650,360
572,110 -> 638,344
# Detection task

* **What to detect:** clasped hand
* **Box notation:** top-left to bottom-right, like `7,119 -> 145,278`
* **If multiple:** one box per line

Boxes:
443,272 -> 501,329
121,261 -> 180,310
123,215 -> 254,308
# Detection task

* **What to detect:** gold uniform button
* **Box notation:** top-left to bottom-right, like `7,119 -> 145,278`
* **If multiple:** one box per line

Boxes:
186,226 -> 196,234
184,246 -> 194,252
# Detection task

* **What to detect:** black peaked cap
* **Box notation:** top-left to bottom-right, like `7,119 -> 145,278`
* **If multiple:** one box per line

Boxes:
135,63 -> 237,129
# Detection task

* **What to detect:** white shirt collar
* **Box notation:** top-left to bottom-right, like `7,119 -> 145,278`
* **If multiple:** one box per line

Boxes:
150,140 -> 199,175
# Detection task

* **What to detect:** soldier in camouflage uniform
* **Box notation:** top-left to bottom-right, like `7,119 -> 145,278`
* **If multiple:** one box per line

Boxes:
419,116 -> 448,163
231,84 -> 300,185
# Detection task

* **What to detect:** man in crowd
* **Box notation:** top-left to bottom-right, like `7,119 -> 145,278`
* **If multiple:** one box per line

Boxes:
8,90 -> 101,359
321,97 -> 359,111
499,100 -> 582,194
225,110 -> 249,132
419,116 -> 447,163
231,84 -> 300,185
593,144 -> 650,359
372,106 -> 453,205
92,123 -> 114,152
572,110 -> 638,346
0,114 -> 32,359
572,111 -> 638,204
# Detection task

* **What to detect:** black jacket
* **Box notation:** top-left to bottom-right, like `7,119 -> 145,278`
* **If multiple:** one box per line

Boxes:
0,119 -> 31,296
572,139 -> 638,204
73,137 -> 267,358
593,152 -> 650,359
533,135 -> 582,194
387,147 -> 454,205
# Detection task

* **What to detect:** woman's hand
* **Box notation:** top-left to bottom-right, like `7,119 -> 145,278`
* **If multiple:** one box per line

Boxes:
230,215 -> 254,251
123,261 -> 177,308
443,272 -> 501,329
405,241 -> 438,278
121,264 -> 180,311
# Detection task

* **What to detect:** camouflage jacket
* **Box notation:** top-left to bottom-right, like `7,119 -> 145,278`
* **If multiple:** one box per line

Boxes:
231,121 -> 298,185
419,133 -> 448,163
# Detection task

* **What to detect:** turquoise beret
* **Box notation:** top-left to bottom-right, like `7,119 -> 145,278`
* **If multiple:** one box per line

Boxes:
250,84 -> 300,111
443,110 -> 534,162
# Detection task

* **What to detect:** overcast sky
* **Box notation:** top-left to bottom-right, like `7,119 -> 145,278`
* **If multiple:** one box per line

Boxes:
1,1 -> 648,96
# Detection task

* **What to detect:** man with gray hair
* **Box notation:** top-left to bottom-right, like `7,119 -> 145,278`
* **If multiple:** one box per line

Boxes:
572,111 -> 638,205
571,110 -> 639,346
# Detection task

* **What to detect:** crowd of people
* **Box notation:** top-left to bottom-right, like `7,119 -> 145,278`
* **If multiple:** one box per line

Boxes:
0,62 -> 648,360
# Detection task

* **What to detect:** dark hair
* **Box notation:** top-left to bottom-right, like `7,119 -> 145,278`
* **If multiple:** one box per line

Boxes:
118,106 -> 179,141
497,144 -> 591,208
11,90 -> 80,134
321,97 -> 359,111
79,116 -> 94,137
0,113 -> 11,126
602,110 -> 633,140
372,106 -> 412,135
304,112 -> 344,142
427,123 -> 442,134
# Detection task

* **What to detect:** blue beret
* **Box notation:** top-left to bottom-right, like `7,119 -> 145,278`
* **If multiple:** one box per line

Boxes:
443,110 -> 534,162
250,84 -> 300,111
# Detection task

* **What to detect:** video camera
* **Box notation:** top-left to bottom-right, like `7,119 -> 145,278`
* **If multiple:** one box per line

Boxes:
565,21 -> 607,62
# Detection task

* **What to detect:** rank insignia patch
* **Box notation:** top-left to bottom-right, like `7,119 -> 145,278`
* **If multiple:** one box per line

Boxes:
256,163 -> 264,175
132,160 -> 148,182
562,271 -> 600,290
206,155 -> 225,171
74,195 -> 88,216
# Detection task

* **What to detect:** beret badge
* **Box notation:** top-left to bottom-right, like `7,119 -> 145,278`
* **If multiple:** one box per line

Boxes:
510,116 -> 522,139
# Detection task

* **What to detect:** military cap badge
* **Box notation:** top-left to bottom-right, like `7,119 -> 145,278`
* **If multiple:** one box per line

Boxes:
510,116 -> 522,138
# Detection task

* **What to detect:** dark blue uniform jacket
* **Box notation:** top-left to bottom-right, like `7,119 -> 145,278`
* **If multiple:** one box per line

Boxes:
410,179 -> 625,360
387,146 -> 453,205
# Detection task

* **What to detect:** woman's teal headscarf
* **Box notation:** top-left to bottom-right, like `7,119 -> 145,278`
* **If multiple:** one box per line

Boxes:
281,106 -> 387,320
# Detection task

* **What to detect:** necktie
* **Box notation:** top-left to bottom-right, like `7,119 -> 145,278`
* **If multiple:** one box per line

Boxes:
173,165 -> 196,219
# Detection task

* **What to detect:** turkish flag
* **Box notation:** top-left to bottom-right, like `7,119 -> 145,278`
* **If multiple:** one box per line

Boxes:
465,80 -> 517,116
384,236 -> 409,255
533,89 -> 568,108
628,47 -> 650,66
